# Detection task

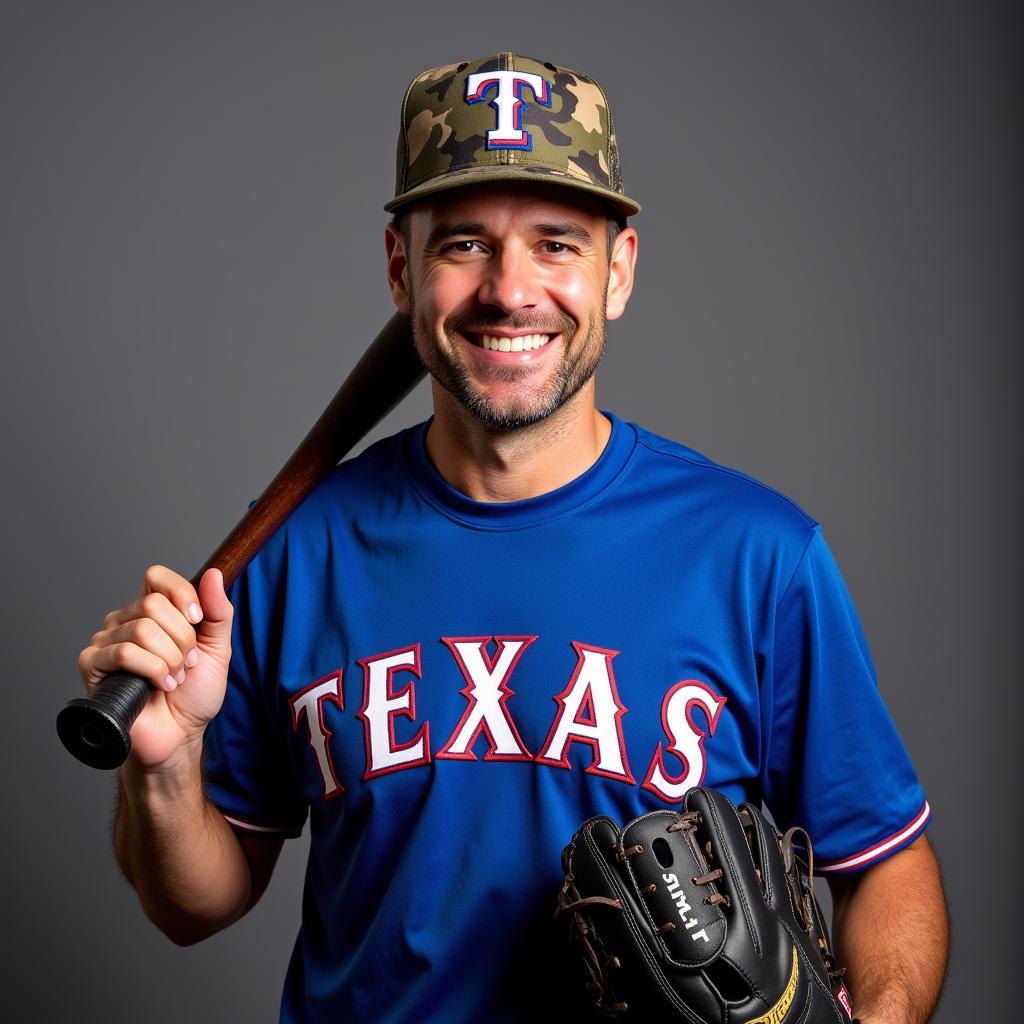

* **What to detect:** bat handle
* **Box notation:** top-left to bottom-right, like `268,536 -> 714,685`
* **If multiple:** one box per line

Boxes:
56,672 -> 151,769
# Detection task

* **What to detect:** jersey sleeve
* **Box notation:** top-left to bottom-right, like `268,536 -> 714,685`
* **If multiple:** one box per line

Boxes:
202,555 -> 308,838
762,526 -> 930,874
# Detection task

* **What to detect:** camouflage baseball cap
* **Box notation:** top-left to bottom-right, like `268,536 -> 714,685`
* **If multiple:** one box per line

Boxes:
385,53 -> 641,217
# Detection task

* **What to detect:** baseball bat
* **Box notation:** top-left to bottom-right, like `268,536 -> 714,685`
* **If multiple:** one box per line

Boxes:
57,312 -> 424,770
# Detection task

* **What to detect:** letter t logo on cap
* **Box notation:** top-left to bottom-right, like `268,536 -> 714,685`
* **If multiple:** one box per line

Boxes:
465,70 -> 552,150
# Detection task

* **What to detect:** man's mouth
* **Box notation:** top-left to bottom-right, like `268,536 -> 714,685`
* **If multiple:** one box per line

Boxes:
462,332 -> 556,353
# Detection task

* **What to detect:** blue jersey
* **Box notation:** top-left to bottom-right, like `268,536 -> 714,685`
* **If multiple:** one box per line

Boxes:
203,411 -> 929,1023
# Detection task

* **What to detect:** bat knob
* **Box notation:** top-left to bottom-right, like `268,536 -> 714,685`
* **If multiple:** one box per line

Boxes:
56,671 -> 152,769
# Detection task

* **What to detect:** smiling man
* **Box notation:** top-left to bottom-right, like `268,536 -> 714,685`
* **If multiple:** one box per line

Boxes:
394,185 -> 615,428
384,179 -> 634,502
80,54 -> 948,1023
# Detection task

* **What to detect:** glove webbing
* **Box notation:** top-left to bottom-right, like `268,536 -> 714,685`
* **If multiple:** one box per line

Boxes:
556,864 -> 628,1015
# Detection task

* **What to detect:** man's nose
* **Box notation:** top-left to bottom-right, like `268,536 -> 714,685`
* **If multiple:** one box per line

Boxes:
475,244 -> 539,313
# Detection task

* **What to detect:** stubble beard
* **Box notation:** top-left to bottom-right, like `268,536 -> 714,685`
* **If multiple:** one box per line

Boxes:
409,281 -> 609,432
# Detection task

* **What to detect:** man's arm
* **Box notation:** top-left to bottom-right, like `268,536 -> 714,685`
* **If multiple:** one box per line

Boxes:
113,739 -> 284,946
828,835 -> 949,1024
82,564 -> 285,945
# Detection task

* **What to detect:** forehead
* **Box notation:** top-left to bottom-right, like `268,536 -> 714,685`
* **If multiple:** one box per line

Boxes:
406,181 -> 609,235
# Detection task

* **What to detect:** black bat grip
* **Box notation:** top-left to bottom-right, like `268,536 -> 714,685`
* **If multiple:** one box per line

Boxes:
56,671 -> 152,770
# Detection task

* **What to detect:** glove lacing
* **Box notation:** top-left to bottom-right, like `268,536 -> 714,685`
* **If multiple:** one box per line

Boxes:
555,843 -> 629,1014
668,810 -> 730,908
780,825 -> 847,988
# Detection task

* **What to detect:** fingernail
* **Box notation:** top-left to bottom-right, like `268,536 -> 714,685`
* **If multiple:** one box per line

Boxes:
174,668 -> 186,684
187,603 -> 202,624
185,648 -> 199,668
164,674 -> 177,691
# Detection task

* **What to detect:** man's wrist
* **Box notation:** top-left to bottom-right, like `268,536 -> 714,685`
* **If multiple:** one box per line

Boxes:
120,733 -> 206,806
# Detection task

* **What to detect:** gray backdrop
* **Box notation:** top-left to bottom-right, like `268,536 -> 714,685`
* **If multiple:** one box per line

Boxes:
4,1 -> 1020,1020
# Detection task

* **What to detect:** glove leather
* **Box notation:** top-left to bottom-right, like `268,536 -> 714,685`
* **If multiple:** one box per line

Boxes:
556,786 -> 856,1023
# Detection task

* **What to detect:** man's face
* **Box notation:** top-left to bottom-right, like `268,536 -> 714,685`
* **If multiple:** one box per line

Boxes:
385,182 -> 635,431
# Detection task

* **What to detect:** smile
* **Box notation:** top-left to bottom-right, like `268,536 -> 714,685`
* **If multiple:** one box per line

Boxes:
466,333 -> 555,353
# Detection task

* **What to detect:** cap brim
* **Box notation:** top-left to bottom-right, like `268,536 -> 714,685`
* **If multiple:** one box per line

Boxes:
384,164 -> 641,218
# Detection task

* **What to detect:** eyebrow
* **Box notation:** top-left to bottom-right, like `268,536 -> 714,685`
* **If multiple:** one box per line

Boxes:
424,223 -> 487,249
424,220 -> 595,249
532,222 -> 595,247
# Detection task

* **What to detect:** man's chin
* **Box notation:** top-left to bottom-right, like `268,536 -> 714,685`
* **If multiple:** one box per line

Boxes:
420,358 -> 560,430
446,390 -> 562,432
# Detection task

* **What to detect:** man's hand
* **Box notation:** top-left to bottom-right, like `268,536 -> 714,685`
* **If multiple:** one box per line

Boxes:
78,564 -> 233,768
829,835 -> 949,1024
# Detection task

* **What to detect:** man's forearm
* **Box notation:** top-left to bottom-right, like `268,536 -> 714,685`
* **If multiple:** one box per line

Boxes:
113,738 -> 252,946
830,836 -> 948,1024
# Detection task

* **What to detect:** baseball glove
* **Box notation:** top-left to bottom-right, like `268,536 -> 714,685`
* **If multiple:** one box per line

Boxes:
554,786 -> 857,1022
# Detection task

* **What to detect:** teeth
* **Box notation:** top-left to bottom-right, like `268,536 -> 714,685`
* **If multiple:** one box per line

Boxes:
478,333 -> 553,352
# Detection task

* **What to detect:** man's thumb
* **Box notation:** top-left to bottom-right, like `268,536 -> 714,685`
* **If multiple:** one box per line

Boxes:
194,567 -> 234,653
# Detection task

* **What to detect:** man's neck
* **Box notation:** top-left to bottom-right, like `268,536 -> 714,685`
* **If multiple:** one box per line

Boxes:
424,383 -> 612,503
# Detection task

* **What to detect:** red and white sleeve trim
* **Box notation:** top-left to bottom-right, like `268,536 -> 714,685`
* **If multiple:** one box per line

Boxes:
816,802 -> 931,874
221,812 -> 303,837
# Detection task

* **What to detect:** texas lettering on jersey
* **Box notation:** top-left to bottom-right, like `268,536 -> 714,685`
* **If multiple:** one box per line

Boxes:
288,635 -> 727,805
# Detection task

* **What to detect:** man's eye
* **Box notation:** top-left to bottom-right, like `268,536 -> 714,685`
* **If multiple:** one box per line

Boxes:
443,240 -> 484,254
542,241 -> 571,255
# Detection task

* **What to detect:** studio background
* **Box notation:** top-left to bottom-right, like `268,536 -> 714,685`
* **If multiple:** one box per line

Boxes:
4,2 -> 1019,1020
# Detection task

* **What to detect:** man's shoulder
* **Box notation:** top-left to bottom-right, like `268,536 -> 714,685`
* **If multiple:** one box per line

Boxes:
330,422 -> 414,489
310,420 -> 417,500
260,421 -> 418,543
621,416 -> 821,540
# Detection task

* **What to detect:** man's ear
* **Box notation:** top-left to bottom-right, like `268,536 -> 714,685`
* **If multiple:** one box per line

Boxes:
384,222 -> 412,313
605,227 -> 638,321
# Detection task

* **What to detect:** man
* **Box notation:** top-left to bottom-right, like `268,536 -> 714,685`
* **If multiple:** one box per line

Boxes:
78,54 -> 948,1022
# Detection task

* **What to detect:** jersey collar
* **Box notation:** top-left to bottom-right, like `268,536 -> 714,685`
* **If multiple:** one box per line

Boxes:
401,409 -> 637,530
